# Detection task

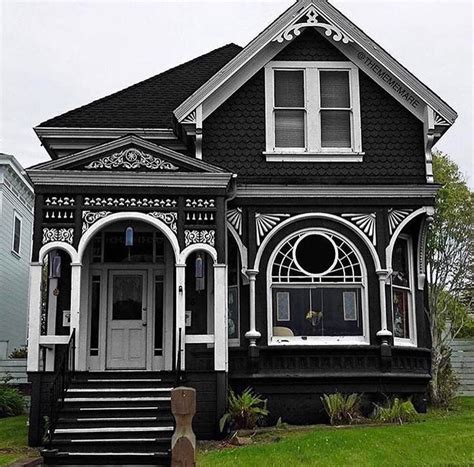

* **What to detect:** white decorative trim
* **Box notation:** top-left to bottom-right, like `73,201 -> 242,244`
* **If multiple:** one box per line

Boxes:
148,212 -> 177,233
265,153 -> 363,163
273,6 -> 353,44
388,209 -> 413,236
185,198 -> 215,208
45,196 -> 75,206
181,110 -> 196,124
84,196 -> 177,208
82,211 -> 111,234
227,208 -> 243,236
416,215 -> 433,290
184,229 -> 215,247
255,213 -> 290,246
42,227 -> 74,245
341,213 -> 377,246
434,112 -> 450,126
84,148 -> 179,171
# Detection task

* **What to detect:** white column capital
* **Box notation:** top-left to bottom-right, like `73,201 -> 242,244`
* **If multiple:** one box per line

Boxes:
376,269 -> 392,281
246,269 -> 259,278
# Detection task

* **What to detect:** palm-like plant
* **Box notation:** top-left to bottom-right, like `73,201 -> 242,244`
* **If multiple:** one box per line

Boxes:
321,393 -> 362,425
219,387 -> 269,432
373,398 -> 418,424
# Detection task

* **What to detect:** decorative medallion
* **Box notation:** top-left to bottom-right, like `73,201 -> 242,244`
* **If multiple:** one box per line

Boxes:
42,227 -> 74,245
273,7 -> 353,44
147,212 -> 178,233
184,229 -> 215,247
83,196 -> 177,208
388,209 -> 413,236
255,213 -> 290,246
434,113 -> 450,126
82,211 -> 112,234
341,213 -> 377,246
84,148 -> 179,171
227,208 -> 243,236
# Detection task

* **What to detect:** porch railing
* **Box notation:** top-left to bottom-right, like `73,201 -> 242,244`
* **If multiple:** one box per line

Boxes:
175,327 -> 184,387
45,329 -> 76,448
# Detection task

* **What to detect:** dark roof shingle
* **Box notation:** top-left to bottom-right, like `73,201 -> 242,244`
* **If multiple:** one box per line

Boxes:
39,43 -> 242,128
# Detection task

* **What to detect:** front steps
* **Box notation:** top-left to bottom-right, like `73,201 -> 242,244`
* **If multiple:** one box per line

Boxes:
42,372 -> 175,466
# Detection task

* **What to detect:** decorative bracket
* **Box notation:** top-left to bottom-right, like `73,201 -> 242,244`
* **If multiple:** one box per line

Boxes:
255,213 -> 290,246
388,209 -> 413,236
273,6 -> 353,44
227,208 -> 243,236
341,213 -> 377,246
42,227 -> 74,245
148,212 -> 178,233
82,211 -> 111,234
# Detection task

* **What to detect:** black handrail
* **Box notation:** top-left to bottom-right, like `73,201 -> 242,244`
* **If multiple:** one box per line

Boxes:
46,329 -> 76,448
175,328 -> 183,387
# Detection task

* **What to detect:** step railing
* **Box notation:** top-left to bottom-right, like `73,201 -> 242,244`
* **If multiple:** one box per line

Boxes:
46,329 -> 76,448
175,327 -> 184,387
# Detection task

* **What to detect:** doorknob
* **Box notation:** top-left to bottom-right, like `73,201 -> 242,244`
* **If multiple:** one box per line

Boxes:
142,322 -> 147,327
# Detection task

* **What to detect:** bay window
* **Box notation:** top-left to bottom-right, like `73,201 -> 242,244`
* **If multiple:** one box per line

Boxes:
264,61 -> 362,161
391,235 -> 416,345
268,229 -> 369,345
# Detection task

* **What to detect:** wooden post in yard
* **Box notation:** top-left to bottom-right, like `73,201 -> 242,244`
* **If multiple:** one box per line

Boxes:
171,387 -> 196,467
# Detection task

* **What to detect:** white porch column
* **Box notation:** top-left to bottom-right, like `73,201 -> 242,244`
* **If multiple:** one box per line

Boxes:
214,264 -> 228,371
176,263 -> 186,370
245,269 -> 261,346
376,269 -> 393,343
27,263 -> 43,372
70,262 -> 82,370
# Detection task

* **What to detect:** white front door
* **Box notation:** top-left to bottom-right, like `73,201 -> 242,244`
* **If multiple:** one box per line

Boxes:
106,270 -> 147,369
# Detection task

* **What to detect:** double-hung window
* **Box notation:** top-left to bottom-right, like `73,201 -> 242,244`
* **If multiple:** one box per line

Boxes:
391,235 -> 416,345
265,61 -> 362,161
12,212 -> 22,256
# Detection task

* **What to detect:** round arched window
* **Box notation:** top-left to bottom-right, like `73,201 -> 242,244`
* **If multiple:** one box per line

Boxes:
293,233 -> 338,276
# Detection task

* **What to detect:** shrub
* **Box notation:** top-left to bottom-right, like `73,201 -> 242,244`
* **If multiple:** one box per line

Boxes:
321,393 -> 362,425
457,317 -> 474,339
9,346 -> 27,359
372,398 -> 418,424
219,387 -> 269,432
0,385 -> 25,418
434,362 -> 460,409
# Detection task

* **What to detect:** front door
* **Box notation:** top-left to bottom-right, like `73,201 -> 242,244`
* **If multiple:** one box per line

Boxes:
106,270 -> 147,369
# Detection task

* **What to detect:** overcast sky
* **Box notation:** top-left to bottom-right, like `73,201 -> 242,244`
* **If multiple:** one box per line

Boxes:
1,0 -> 472,186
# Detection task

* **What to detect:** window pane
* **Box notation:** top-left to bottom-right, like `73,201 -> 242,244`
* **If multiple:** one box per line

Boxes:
272,288 -> 362,337
104,232 -> 153,262
321,110 -> 351,148
275,110 -> 305,147
228,285 -> 239,339
274,70 -> 304,107
13,217 -> 21,253
154,277 -> 164,354
320,71 -> 350,108
392,239 -> 410,287
393,288 -> 410,338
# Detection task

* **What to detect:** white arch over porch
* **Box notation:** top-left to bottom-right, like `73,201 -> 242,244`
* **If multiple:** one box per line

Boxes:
38,241 -> 79,264
77,211 -> 180,263
385,206 -> 434,270
179,243 -> 218,264
227,222 -> 249,275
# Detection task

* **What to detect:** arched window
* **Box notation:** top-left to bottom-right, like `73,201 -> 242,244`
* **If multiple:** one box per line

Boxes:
267,228 -> 369,345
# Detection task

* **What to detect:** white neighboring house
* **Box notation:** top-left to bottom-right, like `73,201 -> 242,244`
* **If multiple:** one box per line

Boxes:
0,154 -> 34,359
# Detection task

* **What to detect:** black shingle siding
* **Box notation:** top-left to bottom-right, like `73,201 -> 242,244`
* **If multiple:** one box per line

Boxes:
202,29 -> 425,184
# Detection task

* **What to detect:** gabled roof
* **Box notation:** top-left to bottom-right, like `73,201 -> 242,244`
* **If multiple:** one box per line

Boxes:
37,44 -> 243,129
29,135 -> 227,173
174,0 -> 457,126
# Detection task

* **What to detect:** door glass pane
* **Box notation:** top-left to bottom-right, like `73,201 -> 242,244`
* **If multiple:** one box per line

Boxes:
275,110 -> 305,147
321,110 -> 351,147
320,71 -> 350,108
112,275 -> 142,320
274,70 -> 304,107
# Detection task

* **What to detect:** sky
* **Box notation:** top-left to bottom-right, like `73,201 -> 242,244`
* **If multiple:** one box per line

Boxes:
1,0 -> 472,186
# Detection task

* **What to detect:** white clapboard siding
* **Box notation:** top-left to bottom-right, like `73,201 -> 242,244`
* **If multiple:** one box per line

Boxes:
451,339 -> 474,396
0,358 -> 28,384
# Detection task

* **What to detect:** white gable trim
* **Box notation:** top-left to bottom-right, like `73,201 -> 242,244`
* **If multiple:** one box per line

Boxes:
174,0 -> 456,128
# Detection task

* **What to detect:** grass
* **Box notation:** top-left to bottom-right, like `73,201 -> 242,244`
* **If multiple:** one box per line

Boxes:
0,415 -> 37,466
198,397 -> 474,467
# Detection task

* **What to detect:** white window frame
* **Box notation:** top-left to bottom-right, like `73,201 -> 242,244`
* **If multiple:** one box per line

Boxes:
392,234 -> 417,347
11,211 -> 22,257
266,228 -> 369,346
264,61 -> 363,162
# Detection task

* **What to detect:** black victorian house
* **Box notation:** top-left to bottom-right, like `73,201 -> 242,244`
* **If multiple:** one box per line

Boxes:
26,0 -> 456,463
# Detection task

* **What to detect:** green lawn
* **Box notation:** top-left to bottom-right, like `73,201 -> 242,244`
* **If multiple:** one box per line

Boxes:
0,415 -> 37,466
198,398 -> 474,467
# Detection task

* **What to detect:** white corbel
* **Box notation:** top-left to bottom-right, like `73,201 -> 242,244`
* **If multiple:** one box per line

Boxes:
195,105 -> 203,160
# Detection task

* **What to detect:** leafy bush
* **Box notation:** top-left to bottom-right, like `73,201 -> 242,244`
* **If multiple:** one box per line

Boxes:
457,317 -> 474,339
9,346 -> 27,359
219,387 -> 269,432
433,362 -> 460,409
0,385 -> 25,418
372,398 -> 418,424
321,393 -> 362,425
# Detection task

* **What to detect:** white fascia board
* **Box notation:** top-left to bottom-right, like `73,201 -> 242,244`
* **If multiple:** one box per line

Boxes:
174,0 -> 456,127
236,184 -> 440,199
27,170 -> 233,188
34,127 -> 176,139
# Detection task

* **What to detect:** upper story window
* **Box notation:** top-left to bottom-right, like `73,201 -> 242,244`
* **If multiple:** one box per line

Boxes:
264,61 -> 362,162
12,212 -> 22,256
391,235 -> 416,346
